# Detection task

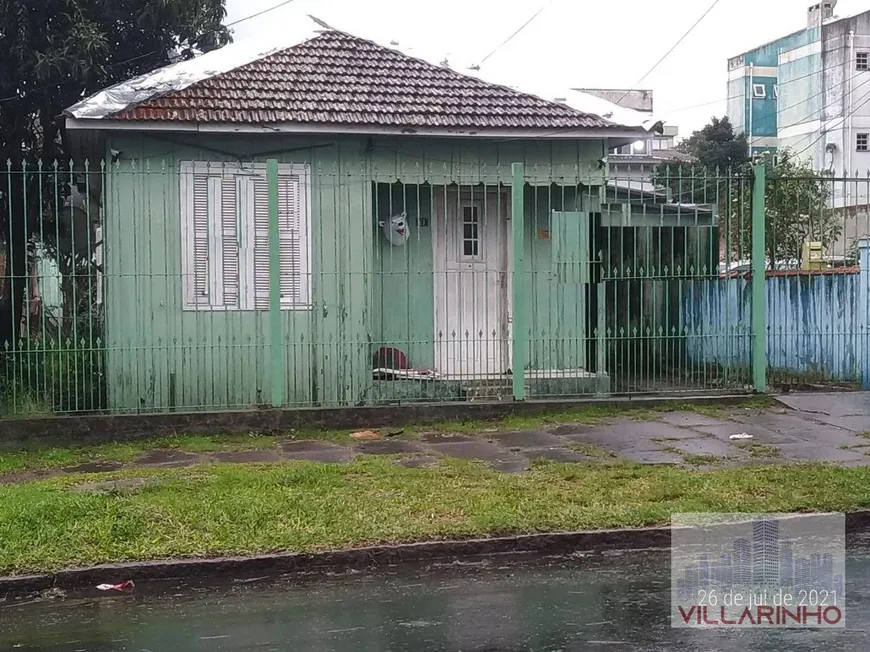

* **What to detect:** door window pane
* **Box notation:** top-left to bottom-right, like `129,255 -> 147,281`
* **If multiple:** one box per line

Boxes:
462,206 -> 479,257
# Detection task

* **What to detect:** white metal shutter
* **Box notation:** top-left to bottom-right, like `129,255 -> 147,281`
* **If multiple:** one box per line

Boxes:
277,174 -> 309,308
189,171 -> 211,307
251,171 -> 310,310
219,177 -> 240,307
182,162 -> 241,310
252,177 -> 271,310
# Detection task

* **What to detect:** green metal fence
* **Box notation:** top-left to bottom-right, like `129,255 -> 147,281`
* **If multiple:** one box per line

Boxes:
3,156 -> 836,417
683,161 -> 870,392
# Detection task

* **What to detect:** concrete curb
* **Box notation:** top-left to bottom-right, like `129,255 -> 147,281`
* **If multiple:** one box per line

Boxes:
3,510 -> 869,598
1,394 -> 757,449
0,528 -> 672,597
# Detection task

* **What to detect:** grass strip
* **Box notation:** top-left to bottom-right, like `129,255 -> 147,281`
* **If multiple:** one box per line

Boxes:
0,456 -> 867,575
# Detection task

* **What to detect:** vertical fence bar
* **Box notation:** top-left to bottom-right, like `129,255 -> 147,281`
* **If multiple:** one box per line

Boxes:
751,164 -> 767,393
859,239 -> 870,389
267,159 -> 285,408
511,162 -> 525,401
597,282 -> 606,385
3,160 -> 13,413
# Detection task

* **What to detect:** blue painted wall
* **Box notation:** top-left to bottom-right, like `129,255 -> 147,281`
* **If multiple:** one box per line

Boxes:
684,272 -> 864,382
742,28 -> 818,67
778,55 -> 822,129
728,26 -> 822,152
745,76 -> 779,138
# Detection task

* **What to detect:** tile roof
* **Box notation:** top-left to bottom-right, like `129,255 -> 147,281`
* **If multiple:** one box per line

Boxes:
652,148 -> 696,162
86,31 -> 638,132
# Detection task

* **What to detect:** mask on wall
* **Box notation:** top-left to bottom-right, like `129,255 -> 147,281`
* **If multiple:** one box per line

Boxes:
379,212 -> 410,247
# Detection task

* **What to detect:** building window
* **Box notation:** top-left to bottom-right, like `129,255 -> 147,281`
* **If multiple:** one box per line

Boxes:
858,52 -> 869,70
462,206 -> 480,257
858,134 -> 869,152
180,161 -> 311,311
773,85 -> 779,99
752,84 -> 766,99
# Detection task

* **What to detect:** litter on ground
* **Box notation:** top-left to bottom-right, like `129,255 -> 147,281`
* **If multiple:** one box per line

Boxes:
350,430 -> 382,441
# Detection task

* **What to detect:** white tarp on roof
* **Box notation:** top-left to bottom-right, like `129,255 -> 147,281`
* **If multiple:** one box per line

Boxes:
66,23 -> 326,119
66,15 -> 660,132
479,81 -> 659,131
383,40 -> 660,131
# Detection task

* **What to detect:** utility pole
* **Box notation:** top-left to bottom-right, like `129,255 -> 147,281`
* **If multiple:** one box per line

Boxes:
748,63 -> 755,158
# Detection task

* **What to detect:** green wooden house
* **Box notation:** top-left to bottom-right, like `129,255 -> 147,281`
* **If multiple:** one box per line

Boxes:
63,23 -> 682,412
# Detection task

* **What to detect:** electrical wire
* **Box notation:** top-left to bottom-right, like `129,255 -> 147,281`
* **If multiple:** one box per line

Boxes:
499,57 -> 869,145
615,0 -> 722,105
642,79 -> 870,202
617,80 -> 870,203
750,70 -> 870,148
496,0 -> 724,142
478,0 -> 557,66
747,68 -> 870,147
225,0 -> 297,28
661,61 -> 856,115
0,0 -> 300,105
790,81 -> 870,159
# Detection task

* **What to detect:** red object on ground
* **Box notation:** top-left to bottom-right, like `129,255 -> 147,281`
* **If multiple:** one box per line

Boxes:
373,347 -> 409,370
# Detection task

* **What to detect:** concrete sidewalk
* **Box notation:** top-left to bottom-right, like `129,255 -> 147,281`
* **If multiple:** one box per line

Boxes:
346,392 -> 870,470
5,393 -> 870,486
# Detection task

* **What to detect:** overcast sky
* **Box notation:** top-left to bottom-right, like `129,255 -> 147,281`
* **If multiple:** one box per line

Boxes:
226,0 -> 870,139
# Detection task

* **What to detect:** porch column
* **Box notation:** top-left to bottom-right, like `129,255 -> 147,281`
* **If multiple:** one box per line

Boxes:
511,162 -> 526,401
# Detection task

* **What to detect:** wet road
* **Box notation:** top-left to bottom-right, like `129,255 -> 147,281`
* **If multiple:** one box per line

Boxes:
2,545 -> 869,651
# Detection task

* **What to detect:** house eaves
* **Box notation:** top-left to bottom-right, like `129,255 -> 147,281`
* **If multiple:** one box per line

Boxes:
63,118 -> 649,141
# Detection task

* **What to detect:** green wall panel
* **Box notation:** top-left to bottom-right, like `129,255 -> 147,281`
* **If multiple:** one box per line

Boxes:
372,183 -> 435,370
102,133 -> 606,410
524,187 -> 589,371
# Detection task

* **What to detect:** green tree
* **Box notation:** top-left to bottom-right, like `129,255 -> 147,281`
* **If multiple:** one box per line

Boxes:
731,150 -> 840,268
654,116 -> 751,206
0,0 -> 230,350
677,116 -> 750,171
654,118 -> 837,269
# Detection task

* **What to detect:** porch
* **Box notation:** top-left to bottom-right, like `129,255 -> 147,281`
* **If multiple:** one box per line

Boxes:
368,167 -> 608,404
366,168 -> 719,404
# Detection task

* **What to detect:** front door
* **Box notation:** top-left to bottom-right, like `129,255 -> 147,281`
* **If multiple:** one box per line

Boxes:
433,190 -> 509,377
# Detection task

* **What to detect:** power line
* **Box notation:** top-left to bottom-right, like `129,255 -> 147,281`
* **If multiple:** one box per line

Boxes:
762,69 -> 869,124
662,97 -> 731,115
478,0 -> 557,66
639,79 -> 870,200
749,71 -> 870,148
661,61 -> 853,115
225,0 -> 298,28
500,63 -> 839,144
613,80 -> 870,198
791,82 -> 870,159
644,65 -> 869,150
616,0 -> 722,105
0,0 -> 300,105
